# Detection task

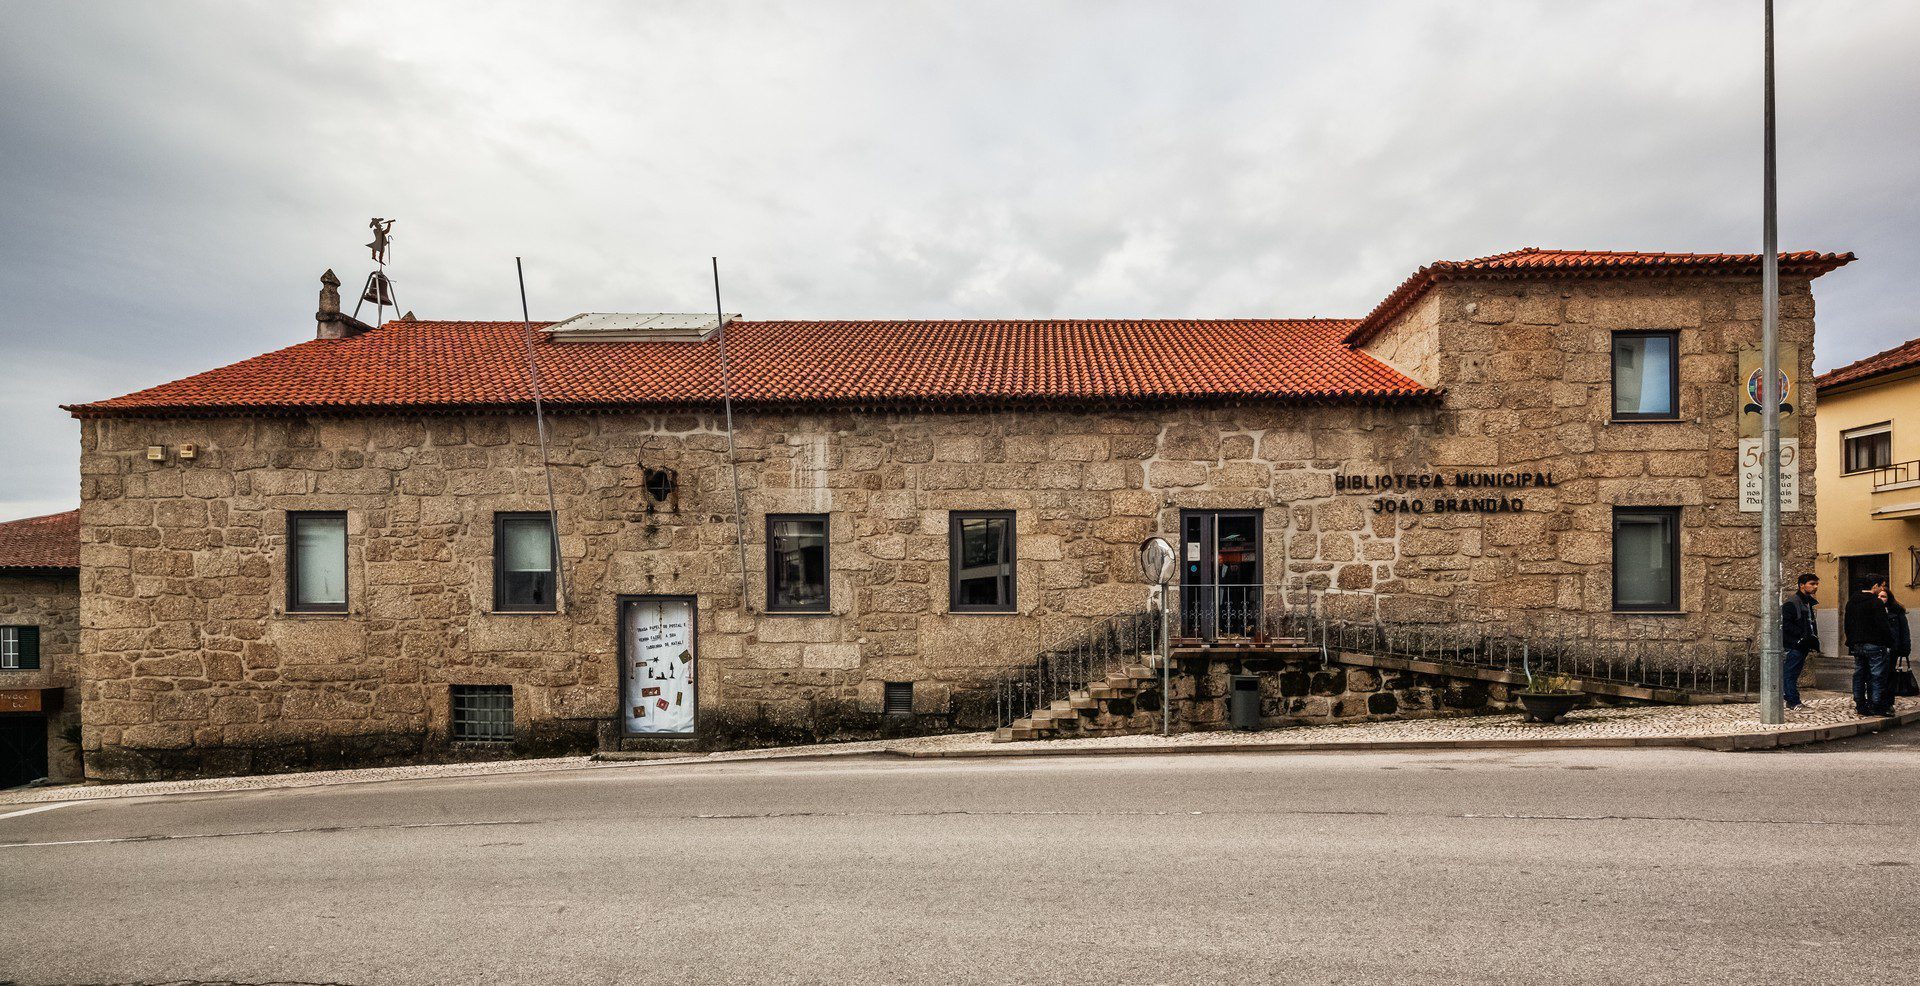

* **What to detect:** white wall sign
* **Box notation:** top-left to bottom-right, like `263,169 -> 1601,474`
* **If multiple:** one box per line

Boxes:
625,599 -> 696,734
1738,437 -> 1799,513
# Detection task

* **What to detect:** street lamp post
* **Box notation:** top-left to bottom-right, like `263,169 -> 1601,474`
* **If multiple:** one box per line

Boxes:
1757,0 -> 1785,724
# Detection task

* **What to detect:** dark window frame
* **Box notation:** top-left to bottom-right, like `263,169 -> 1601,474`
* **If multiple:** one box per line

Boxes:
1841,424 -> 1893,476
1611,506 -> 1683,612
765,514 -> 831,614
948,510 -> 1018,613
286,511 -> 349,615
450,684 -> 515,742
0,625 -> 41,670
492,512 -> 559,613
1609,330 -> 1682,422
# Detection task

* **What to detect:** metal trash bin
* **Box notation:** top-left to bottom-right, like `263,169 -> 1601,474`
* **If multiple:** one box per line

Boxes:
1228,674 -> 1261,731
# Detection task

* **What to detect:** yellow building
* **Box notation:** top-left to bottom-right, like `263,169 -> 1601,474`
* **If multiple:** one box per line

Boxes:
1813,335 -> 1920,666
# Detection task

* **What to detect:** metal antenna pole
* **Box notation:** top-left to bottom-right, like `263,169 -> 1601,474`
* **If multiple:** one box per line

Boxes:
1758,0 -> 1784,723
714,258 -> 751,612
517,257 -> 567,614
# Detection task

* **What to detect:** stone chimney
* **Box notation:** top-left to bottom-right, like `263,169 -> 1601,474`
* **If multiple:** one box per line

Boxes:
315,269 -> 375,339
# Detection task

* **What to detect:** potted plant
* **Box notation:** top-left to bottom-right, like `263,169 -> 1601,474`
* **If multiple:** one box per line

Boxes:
1516,672 -> 1584,723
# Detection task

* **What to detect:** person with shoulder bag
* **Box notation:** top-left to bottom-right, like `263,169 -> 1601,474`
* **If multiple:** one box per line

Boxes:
1887,588 -> 1917,701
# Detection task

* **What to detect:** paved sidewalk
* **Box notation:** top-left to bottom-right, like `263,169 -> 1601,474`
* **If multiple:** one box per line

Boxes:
5,692 -> 1914,806
890,692 -> 1920,758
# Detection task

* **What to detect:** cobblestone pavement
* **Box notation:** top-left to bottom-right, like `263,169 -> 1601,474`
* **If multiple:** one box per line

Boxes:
5,691 -> 1913,806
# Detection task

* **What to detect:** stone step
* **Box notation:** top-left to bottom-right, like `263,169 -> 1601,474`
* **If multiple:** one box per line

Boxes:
1069,697 -> 1098,711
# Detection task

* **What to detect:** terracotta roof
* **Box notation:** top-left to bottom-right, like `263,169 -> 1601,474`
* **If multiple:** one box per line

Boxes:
0,510 -> 79,571
1344,247 -> 1856,346
65,319 -> 1430,417
1815,334 -> 1920,391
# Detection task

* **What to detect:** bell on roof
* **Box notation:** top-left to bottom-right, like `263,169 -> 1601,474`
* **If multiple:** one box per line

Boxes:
360,270 -> 396,307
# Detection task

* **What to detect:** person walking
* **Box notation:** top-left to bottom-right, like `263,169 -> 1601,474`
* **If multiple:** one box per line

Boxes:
1844,578 -> 1896,717
1779,573 -> 1821,710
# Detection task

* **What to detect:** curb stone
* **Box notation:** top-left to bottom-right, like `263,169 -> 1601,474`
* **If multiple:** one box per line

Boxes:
893,707 -> 1920,759
7,709 -> 1912,807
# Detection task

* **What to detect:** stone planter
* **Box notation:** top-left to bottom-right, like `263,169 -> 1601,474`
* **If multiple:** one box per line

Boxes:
1517,691 -> 1584,723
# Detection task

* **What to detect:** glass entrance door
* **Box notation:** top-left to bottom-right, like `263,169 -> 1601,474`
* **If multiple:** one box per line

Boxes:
1179,510 -> 1263,641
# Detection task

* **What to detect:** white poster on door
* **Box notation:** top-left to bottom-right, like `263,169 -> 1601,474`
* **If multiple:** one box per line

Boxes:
625,599 -> 696,734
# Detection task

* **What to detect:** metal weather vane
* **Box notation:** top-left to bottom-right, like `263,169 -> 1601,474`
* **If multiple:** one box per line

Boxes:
367,218 -> 395,264
352,218 -> 399,320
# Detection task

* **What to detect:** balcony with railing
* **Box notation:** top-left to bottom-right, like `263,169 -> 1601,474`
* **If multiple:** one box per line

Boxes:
1870,458 -> 1920,493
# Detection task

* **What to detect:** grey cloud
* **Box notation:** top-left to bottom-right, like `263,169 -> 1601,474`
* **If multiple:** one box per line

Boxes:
1,0 -> 1915,516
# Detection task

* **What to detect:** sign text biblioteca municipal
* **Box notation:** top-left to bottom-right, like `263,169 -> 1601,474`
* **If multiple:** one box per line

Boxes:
1336,470 -> 1559,514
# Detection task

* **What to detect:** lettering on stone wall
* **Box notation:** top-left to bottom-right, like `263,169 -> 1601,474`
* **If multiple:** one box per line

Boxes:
1334,470 -> 1558,514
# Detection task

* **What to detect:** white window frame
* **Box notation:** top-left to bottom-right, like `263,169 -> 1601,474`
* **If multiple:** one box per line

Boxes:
0,627 -> 17,669
1841,422 -> 1893,475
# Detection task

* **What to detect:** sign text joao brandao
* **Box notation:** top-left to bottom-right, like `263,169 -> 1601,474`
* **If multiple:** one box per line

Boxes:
1335,470 -> 1558,514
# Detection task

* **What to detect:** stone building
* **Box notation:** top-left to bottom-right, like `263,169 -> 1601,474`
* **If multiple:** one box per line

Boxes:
63,247 -> 1851,779
0,510 -> 81,786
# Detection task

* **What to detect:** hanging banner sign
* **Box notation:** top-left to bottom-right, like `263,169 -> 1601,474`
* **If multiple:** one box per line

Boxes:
1738,346 -> 1799,439
1737,347 -> 1801,512
1739,438 -> 1800,513
624,598 -> 696,734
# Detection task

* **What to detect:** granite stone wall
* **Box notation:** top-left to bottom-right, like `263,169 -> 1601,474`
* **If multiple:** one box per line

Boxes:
73,273 -> 1821,778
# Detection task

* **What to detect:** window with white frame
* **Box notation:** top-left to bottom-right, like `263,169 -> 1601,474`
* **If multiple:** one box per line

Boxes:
1,626 -> 41,670
1842,423 -> 1893,475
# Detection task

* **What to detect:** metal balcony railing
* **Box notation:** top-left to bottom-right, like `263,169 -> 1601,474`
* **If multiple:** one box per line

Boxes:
1870,459 -> 1920,491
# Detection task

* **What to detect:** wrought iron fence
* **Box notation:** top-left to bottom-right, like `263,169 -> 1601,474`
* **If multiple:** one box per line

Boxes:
1261,600 -> 1758,695
992,589 -> 1761,730
1180,582 -> 1264,640
995,610 -> 1162,729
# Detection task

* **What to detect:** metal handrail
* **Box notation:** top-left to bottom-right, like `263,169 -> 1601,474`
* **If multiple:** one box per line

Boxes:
994,609 -> 1160,730
1260,601 -> 1757,697
1870,459 -> 1920,491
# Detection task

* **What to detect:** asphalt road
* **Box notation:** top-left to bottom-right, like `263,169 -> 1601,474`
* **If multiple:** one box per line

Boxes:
3,736 -> 1917,986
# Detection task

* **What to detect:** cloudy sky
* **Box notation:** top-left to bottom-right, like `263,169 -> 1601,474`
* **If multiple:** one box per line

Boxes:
1,1 -> 1915,518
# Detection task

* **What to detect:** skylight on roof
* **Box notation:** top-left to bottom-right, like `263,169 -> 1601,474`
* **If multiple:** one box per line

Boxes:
543,312 -> 737,342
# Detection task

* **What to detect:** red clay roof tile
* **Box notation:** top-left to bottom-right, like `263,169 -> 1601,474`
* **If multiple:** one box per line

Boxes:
1814,334 -> 1920,391
1344,247 -> 1855,346
0,510 -> 79,571
65,318 -> 1429,416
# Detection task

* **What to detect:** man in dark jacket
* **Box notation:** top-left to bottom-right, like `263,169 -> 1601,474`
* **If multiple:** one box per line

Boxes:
1779,574 -> 1820,710
1844,579 -> 1896,716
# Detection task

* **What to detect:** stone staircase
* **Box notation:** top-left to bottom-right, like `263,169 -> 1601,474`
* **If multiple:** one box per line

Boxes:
994,656 -> 1166,742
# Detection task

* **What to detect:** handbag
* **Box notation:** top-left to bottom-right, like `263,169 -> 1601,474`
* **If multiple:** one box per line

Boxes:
1895,657 -> 1920,699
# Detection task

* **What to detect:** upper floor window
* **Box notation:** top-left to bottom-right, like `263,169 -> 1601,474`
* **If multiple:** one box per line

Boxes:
767,514 -> 829,613
950,511 -> 1016,613
1842,423 -> 1893,475
0,626 -> 41,670
1611,331 -> 1679,420
287,511 -> 348,614
494,513 -> 558,612
1612,507 -> 1680,611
